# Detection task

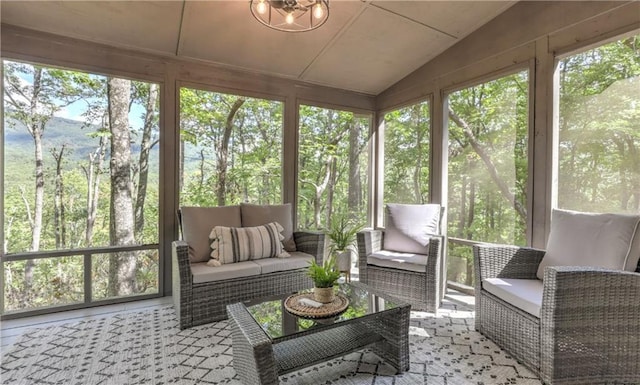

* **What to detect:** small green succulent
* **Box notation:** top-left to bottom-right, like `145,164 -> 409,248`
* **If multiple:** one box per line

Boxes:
307,255 -> 342,288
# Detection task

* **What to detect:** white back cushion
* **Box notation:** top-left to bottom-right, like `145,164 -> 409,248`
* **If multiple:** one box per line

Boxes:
181,206 -> 242,263
241,203 -> 297,252
384,203 -> 441,254
537,209 -> 640,280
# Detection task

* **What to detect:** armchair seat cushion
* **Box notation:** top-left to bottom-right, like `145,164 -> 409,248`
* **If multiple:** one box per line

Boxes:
253,252 -> 314,274
483,278 -> 543,318
191,261 -> 261,284
368,250 -> 428,273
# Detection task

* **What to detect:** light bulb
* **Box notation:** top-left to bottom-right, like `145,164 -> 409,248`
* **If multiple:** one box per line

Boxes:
256,0 -> 267,14
313,3 -> 324,19
285,12 -> 294,24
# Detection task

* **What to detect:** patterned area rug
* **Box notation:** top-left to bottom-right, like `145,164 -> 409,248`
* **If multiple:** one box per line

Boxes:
1,301 -> 541,385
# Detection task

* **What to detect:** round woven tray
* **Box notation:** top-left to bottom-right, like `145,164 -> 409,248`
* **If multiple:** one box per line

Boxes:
284,293 -> 349,319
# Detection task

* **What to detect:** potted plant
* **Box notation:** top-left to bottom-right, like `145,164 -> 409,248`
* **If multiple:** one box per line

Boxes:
307,255 -> 341,303
327,216 -> 362,278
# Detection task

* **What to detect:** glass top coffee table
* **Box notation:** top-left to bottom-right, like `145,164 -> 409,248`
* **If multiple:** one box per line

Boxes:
226,282 -> 410,385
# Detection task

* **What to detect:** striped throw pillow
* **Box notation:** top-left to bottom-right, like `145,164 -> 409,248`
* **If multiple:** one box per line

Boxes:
207,222 -> 290,267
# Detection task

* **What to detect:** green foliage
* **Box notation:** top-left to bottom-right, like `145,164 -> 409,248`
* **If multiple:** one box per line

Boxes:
556,35 -> 640,213
297,105 -> 371,230
3,61 -> 160,312
327,215 -> 362,252
3,35 -> 639,312
447,70 -> 529,249
179,88 -> 283,206
307,255 -> 341,288
383,101 -> 430,204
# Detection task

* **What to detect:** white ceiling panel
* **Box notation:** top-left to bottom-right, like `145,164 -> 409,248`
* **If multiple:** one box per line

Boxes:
1,1 -> 517,95
179,1 -> 365,78
1,1 -> 183,55
372,1 -> 517,39
301,5 -> 456,94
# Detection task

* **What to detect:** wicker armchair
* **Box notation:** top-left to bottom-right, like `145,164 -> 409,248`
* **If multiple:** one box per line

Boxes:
356,203 -> 445,313
357,230 -> 443,313
474,211 -> 640,384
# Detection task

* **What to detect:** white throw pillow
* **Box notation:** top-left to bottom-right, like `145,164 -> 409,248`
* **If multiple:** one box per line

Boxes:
208,222 -> 290,267
537,209 -> 640,280
384,203 -> 441,255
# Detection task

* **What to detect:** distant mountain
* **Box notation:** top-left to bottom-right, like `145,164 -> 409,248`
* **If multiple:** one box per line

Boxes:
5,114 -> 157,156
4,115 -> 159,184
5,115 -> 104,160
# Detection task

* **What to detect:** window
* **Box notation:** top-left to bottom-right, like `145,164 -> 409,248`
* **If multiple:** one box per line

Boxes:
3,60 -> 160,313
446,70 -> 529,286
382,101 -> 430,205
297,105 -> 371,230
179,87 -> 283,207
556,34 -> 640,214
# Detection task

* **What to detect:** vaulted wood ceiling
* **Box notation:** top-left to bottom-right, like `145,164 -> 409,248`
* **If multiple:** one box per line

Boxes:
1,1 -> 516,95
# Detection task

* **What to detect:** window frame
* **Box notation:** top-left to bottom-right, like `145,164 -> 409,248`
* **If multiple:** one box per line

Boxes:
377,97 -> 434,227
551,29 -> 640,221
176,81 -> 287,208
295,99 -> 375,230
1,58 -> 165,319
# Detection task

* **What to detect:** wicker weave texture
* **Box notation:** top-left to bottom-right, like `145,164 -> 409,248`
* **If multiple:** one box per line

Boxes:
474,243 -> 640,385
226,284 -> 411,384
173,231 -> 325,329
357,230 -> 443,313
227,302 -> 279,385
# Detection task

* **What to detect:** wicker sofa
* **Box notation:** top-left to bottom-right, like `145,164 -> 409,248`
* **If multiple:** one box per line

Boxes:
474,209 -> 640,384
172,203 -> 325,329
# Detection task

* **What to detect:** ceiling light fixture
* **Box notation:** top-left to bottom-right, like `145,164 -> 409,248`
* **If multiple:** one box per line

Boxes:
250,0 -> 329,33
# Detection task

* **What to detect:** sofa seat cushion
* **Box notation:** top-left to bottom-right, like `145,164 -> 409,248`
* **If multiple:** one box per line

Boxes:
191,261 -> 261,284
483,278 -> 543,318
253,252 -> 314,274
384,203 -> 440,254
367,250 -> 428,273
181,205 -> 242,263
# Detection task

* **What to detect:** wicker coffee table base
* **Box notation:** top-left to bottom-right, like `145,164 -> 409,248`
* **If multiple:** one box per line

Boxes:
226,300 -> 410,385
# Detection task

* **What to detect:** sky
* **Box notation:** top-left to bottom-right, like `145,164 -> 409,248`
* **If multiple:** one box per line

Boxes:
7,61 -> 147,131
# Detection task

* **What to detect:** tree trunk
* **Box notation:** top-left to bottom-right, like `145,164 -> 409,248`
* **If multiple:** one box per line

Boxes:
24,68 -> 46,307
52,145 -> 67,249
347,121 -> 361,214
326,156 -> 337,228
313,157 -> 333,229
624,135 -> 640,211
84,135 -> 107,247
199,149 -> 206,189
179,139 -> 185,194
134,83 -> 159,240
216,98 -> 244,206
412,106 -> 425,203
107,77 -> 137,297
457,175 -> 467,238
